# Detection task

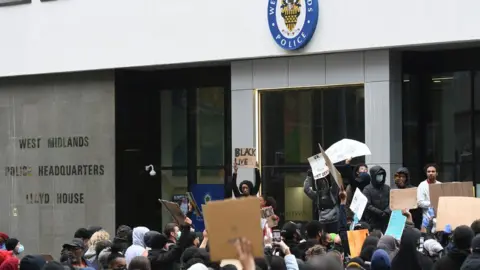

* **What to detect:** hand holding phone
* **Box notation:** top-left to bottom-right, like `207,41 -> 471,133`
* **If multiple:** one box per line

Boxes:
272,229 -> 281,243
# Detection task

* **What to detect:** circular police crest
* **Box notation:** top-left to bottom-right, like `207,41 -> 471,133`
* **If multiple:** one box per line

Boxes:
204,194 -> 212,203
267,0 -> 319,50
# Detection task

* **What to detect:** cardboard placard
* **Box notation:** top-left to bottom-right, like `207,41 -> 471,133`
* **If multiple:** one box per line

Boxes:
203,196 -> 263,261
307,153 -> 330,179
186,192 -> 203,217
234,148 -> 256,168
429,182 -> 473,213
159,199 -> 186,225
390,188 -> 418,210
202,204 -> 209,230
319,143 -> 343,188
436,196 -> 480,230
347,229 -> 369,257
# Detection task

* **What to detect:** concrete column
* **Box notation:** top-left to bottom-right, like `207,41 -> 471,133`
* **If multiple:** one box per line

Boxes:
364,50 -> 403,186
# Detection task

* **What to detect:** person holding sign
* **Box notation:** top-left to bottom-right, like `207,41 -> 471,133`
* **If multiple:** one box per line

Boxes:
304,169 -> 340,233
232,162 -> 261,197
394,167 -> 423,229
417,164 -> 441,228
362,166 -> 391,232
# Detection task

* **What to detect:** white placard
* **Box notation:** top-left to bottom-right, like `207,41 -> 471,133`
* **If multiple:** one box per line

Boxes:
350,188 -> 368,220
307,154 -> 330,179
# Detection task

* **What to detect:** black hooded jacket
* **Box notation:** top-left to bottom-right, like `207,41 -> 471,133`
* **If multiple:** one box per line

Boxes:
346,171 -> 371,221
461,252 -> 480,270
232,168 -> 261,197
391,227 -> 433,270
433,248 -> 470,270
147,225 -> 191,270
362,166 -> 391,231
394,167 -> 414,189
394,167 -> 423,229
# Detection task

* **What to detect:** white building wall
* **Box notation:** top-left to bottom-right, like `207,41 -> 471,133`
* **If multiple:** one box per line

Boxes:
0,0 -> 479,77
231,50 -> 402,187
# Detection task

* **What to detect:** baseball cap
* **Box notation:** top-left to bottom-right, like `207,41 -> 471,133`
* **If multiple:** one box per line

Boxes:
281,221 -> 302,239
62,238 -> 85,249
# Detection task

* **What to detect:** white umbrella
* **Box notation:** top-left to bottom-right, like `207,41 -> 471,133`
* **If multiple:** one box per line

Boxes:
325,138 -> 371,163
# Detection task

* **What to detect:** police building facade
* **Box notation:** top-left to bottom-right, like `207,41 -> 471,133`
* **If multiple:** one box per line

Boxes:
1,0 -> 480,256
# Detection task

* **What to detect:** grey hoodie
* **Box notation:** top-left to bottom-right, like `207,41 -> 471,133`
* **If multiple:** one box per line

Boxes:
303,175 -> 338,224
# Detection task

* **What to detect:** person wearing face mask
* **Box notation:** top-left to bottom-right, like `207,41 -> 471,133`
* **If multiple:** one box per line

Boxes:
4,238 -> 24,256
163,224 -> 180,250
346,168 -> 371,223
362,166 -> 391,232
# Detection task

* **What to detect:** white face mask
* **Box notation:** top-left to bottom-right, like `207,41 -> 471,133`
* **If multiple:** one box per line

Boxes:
376,175 -> 384,183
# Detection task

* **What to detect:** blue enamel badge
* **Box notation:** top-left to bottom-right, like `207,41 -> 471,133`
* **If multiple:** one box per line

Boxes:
267,0 -> 319,50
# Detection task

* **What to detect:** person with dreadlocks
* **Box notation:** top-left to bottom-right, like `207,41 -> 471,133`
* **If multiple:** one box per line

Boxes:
231,162 -> 261,197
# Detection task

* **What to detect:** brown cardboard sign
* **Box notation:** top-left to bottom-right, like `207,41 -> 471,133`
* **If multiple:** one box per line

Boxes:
203,197 -> 263,261
390,188 -> 418,210
159,199 -> 186,225
429,182 -> 473,213
319,143 -> 343,188
234,148 -> 256,168
436,196 -> 480,230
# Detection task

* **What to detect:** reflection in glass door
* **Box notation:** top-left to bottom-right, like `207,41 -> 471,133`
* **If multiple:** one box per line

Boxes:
403,72 -> 474,184
258,85 -> 365,226
159,86 -> 230,228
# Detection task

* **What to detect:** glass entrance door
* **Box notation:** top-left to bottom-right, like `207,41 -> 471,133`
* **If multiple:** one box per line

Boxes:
115,67 -> 231,231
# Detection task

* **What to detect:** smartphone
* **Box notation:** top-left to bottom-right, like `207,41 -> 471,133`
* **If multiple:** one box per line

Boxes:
272,229 -> 281,242
417,236 -> 424,252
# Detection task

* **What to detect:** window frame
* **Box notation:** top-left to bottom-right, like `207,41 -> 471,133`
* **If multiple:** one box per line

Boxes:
255,84 -> 365,224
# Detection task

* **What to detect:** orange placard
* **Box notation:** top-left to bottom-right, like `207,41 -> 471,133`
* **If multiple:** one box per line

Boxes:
347,229 -> 369,257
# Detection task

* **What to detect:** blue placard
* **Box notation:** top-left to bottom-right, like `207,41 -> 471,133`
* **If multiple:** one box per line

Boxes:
267,0 -> 319,50
190,184 -> 225,231
385,210 -> 407,240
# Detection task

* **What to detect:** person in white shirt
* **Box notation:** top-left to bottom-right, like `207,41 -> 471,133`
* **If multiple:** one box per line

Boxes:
417,164 -> 441,226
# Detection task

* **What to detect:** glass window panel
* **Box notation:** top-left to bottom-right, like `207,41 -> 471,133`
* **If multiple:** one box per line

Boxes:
160,170 -> 187,228
259,86 -> 365,225
260,86 -> 365,166
160,89 -> 187,167
427,72 -> 472,182
473,72 -> 480,190
260,90 -> 313,166
402,74 -> 422,184
197,169 -> 225,184
261,167 -> 311,225
405,72 -> 473,183
196,87 -> 225,166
